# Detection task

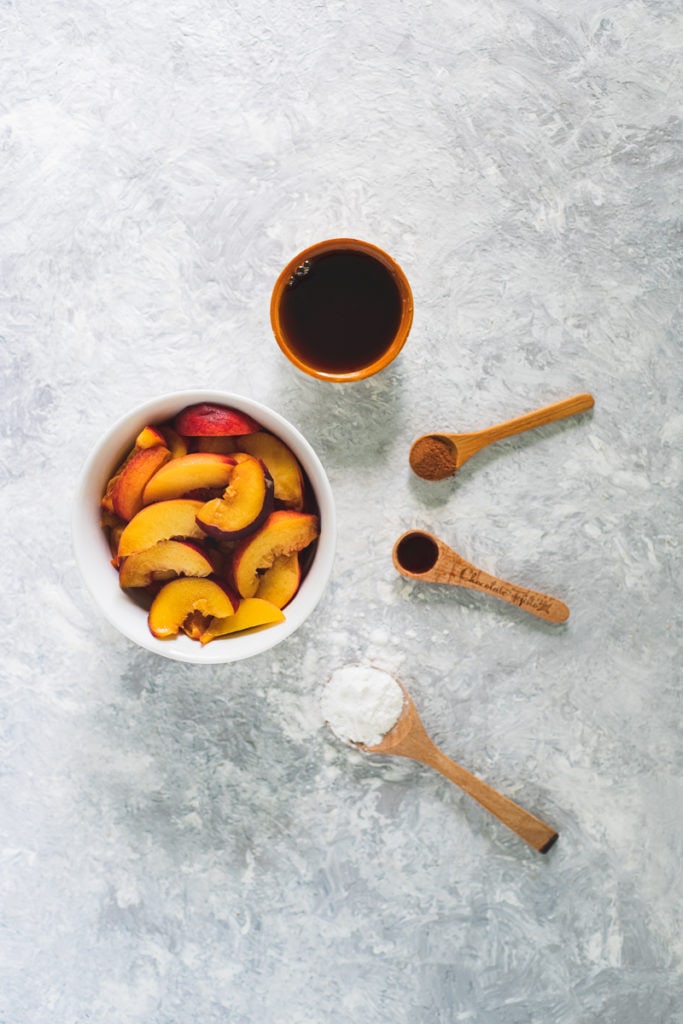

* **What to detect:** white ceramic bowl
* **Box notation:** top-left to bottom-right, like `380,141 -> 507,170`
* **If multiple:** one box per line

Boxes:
72,390 -> 336,663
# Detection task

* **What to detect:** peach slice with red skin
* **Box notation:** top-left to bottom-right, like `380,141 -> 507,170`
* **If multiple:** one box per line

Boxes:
148,577 -> 239,639
101,473 -> 122,514
102,423 -> 185,508
117,499 -> 206,560
199,598 -> 285,644
101,445 -> 141,513
102,429 -> 174,513
109,445 -> 172,521
253,553 -> 301,609
118,540 -> 214,588
232,510 -> 319,598
196,455 -> 274,541
236,432 -> 305,510
174,403 -> 261,437
142,453 -> 236,505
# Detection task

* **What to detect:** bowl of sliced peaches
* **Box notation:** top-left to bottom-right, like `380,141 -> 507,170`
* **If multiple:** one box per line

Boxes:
73,391 -> 336,663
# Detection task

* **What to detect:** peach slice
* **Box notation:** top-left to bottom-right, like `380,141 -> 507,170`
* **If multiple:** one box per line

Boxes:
101,505 -> 124,529
236,432 -> 305,510
135,425 -> 166,449
110,445 -> 172,521
200,597 -> 285,644
158,424 -> 188,459
101,477 -> 120,514
142,453 -> 236,505
100,444 -> 140,513
107,521 -> 126,562
118,540 -> 214,588
196,455 -> 274,541
253,553 -> 301,609
148,577 -> 239,639
174,403 -> 262,437
232,510 -> 319,598
194,436 -> 237,455
117,499 -> 206,560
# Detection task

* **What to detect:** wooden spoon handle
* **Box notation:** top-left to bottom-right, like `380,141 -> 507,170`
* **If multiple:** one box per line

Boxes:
422,743 -> 558,853
465,393 -> 594,449
444,555 -> 569,623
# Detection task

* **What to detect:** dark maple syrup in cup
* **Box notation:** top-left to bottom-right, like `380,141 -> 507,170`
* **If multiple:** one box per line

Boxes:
271,239 -> 413,382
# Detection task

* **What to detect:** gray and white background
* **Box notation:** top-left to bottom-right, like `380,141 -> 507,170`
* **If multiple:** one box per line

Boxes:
2,1 -> 681,1021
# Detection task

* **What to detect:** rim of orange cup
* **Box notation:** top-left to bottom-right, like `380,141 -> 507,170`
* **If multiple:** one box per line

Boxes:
270,238 -> 414,383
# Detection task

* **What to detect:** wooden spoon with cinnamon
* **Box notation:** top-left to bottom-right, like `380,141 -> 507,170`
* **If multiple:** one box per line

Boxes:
409,393 -> 595,480
393,530 -> 569,623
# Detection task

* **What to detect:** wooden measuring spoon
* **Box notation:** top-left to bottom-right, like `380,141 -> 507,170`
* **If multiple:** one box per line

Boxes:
393,530 -> 569,623
409,393 -> 595,480
362,682 -> 558,854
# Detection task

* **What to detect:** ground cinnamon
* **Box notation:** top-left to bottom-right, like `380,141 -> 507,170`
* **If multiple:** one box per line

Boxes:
409,435 -> 458,480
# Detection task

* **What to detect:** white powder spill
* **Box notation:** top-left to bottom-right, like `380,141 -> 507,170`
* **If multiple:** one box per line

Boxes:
321,665 -> 405,747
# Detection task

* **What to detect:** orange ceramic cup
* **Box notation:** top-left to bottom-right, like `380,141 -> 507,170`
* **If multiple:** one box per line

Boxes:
270,238 -> 414,383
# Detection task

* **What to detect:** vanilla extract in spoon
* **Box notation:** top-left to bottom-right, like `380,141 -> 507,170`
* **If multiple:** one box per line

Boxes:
393,530 -> 569,623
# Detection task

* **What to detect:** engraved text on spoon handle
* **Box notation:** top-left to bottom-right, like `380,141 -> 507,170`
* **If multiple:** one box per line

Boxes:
446,558 -> 569,623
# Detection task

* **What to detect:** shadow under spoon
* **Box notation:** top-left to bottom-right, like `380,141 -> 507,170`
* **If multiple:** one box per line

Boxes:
409,392 -> 595,480
393,530 -> 569,623
362,682 -> 559,854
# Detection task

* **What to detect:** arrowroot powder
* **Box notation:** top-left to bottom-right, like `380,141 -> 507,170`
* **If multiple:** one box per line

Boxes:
321,665 -> 405,747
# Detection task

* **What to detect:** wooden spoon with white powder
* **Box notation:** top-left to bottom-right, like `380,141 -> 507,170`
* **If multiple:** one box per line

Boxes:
322,666 -> 558,854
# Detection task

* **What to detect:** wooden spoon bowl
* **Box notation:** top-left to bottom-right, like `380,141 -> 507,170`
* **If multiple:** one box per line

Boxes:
393,529 -> 569,623
362,682 -> 558,854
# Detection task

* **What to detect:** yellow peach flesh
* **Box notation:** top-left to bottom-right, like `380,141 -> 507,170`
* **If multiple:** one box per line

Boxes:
148,578 -> 237,639
232,511 -> 319,598
142,453 -> 236,505
254,553 -> 300,609
118,540 -> 214,588
196,456 -> 273,540
199,598 -> 285,643
237,433 -> 304,509
117,499 -> 205,559
135,425 -> 166,449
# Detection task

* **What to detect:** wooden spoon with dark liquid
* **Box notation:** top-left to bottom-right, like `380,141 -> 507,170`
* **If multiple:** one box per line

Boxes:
393,530 -> 569,623
363,682 -> 559,854
409,393 -> 595,480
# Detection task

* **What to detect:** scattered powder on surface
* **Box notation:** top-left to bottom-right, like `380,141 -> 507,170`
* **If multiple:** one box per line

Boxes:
321,665 -> 404,747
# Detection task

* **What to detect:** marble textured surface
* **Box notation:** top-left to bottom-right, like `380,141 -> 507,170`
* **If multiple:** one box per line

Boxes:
2,1 -> 681,1021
